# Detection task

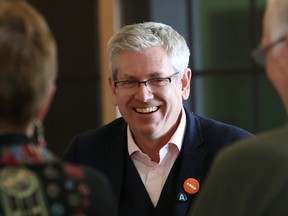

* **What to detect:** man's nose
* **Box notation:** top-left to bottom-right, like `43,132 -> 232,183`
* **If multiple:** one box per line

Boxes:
134,82 -> 153,100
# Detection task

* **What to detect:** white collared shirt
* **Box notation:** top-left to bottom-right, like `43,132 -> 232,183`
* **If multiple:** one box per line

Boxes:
128,108 -> 187,207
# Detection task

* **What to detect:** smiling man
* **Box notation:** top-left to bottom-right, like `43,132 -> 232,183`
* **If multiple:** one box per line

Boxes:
64,22 -> 252,216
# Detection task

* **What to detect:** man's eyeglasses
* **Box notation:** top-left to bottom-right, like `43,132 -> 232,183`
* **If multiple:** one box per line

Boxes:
114,72 -> 179,95
252,35 -> 287,66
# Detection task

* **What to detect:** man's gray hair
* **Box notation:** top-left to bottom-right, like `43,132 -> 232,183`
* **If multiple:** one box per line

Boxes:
108,22 -> 190,80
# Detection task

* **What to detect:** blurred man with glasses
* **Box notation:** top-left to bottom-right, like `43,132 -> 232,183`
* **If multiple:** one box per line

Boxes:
64,22 -> 252,216
188,0 -> 288,215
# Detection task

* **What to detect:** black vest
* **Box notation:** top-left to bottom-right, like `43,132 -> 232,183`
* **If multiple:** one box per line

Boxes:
119,152 -> 183,216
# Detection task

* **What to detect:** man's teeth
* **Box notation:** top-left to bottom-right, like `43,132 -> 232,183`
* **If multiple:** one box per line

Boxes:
136,107 -> 158,113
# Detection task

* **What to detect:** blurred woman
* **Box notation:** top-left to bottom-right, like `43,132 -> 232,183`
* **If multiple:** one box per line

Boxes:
0,0 -> 116,215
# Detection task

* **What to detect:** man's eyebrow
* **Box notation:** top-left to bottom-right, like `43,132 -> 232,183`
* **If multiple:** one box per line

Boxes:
118,72 -> 164,80
149,72 -> 164,78
118,74 -> 138,80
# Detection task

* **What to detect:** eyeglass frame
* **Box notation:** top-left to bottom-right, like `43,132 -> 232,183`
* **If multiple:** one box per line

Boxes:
113,72 -> 180,94
251,35 -> 287,66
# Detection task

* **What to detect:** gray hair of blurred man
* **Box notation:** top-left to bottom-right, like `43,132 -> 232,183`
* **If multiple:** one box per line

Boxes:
107,22 -> 190,80
0,0 -> 57,129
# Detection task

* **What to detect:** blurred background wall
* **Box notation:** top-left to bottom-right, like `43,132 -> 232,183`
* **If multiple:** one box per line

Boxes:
28,0 -> 286,156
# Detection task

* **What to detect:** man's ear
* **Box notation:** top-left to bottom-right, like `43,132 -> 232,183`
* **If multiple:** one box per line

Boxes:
109,77 -> 118,106
181,68 -> 192,100
36,84 -> 56,121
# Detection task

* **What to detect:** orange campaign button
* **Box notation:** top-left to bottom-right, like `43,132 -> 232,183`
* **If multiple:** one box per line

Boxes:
183,178 -> 200,195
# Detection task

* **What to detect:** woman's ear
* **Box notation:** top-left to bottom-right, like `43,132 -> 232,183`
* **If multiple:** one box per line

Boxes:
37,84 -> 56,121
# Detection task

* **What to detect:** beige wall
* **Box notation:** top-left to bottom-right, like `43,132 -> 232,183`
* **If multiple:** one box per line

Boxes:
98,0 -> 121,124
